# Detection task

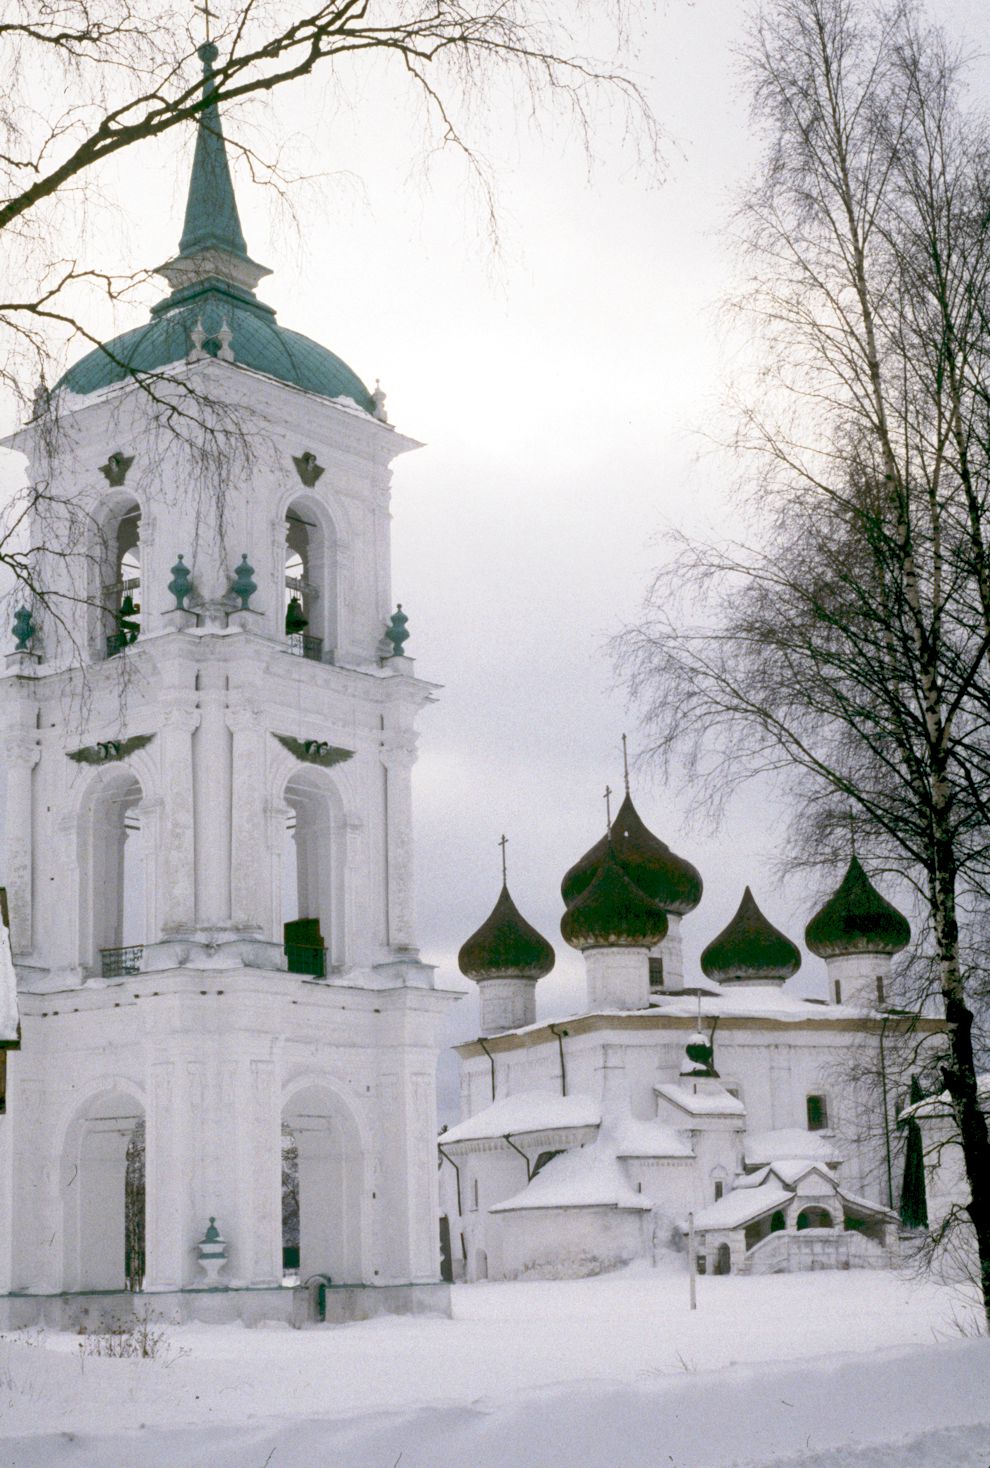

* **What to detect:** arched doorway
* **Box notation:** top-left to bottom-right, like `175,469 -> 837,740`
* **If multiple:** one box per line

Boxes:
714,1242 -> 732,1275
62,1089 -> 144,1292
282,1084 -> 364,1285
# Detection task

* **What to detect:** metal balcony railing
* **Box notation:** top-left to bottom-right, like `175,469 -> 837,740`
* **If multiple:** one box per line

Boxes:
284,943 -> 327,978
287,633 -> 324,662
101,945 -> 144,978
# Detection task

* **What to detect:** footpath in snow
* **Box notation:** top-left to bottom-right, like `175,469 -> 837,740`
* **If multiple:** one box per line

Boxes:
0,1267 -> 987,1467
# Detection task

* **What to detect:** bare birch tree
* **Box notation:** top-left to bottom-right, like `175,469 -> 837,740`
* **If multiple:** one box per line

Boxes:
620,0 -> 990,1325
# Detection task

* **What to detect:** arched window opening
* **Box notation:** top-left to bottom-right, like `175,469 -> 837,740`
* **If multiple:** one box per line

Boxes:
62,1091 -> 144,1292
282,773 -> 339,976
102,498 -> 142,658
714,1242 -> 732,1275
282,1122 -> 300,1279
125,1119 -> 146,1291
796,1206 -> 834,1230
284,501 -> 334,662
770,1209 -> 786,1233
80,771 -> 146,977
282,1086 -> 364,1285
806,1094 -> 829,1131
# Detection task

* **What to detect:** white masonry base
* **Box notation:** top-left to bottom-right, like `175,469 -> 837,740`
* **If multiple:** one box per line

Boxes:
0,1281 -> 451,1330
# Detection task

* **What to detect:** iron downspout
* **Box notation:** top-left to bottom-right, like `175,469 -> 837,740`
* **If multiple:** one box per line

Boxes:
478,1036 -> 497,1103
548,1024 -> 569,1095
503,1133 -> 533,1181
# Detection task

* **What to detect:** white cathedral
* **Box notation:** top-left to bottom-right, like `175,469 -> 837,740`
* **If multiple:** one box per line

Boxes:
0,47 -> 959,1324
440,786 -> 943,1282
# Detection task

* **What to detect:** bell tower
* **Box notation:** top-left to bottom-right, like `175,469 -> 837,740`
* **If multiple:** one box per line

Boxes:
0,46 -> 458,1325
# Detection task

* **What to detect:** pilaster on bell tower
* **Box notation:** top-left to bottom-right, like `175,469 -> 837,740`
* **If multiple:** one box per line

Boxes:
0,46 -> 459,1326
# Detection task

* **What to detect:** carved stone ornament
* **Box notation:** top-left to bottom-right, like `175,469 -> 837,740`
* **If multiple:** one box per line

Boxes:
292,451 -> 325,488
98,452 -> 134,486
67,733 -> 155,764
272,733 -> 353,768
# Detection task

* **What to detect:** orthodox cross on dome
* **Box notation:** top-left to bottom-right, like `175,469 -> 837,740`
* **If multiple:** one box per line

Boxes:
195,0 -> 213,45
621,733 -> 630,795
499,833 -> 508,885
604,784 -> 613,832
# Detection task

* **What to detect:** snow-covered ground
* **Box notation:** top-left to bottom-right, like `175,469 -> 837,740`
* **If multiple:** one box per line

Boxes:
1,1267 -> 988,1467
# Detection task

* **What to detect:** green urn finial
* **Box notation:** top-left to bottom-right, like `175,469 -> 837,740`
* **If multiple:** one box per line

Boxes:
231,553 -> 256,610
169,555 -> 191,609
386,604 -> 409,657
12,607 -> 35,652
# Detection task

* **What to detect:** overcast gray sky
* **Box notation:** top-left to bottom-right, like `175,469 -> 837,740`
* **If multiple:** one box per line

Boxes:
2,1 -> 987,1101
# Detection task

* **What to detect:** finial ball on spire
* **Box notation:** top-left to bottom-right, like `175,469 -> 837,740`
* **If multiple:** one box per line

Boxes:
199,41 -> 219,68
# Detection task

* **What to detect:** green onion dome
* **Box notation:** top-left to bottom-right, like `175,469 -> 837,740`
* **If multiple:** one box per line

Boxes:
805,855 -> 910,958
458,884 -> 556,982
560,793 -> 703,915
561,844 -> 670,951
700,886 -> 801,985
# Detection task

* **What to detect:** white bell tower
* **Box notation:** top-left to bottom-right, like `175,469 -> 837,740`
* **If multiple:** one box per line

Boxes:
0,45 -> 458,1326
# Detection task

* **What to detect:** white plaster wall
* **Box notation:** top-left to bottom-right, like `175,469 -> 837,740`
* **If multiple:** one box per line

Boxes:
490,1205 -> 647,1280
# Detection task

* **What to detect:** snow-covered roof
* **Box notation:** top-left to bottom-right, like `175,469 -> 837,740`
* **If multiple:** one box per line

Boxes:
766,1159 -> 837,1189
900,1077 -> 990,1123
838,1188 -> 898,1221
692,1183 -> 794,1231
0,911 -> 18,1043
744,1129 -> 842,1168
611,1116 -> 693,1159
490,1142 -> 652,1213
655,1082 -> 746,1117
440,1091 -> 600,1145
655,988 -> 861,1022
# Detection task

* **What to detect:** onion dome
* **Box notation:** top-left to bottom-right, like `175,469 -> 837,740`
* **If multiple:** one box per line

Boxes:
458,884 -> 555,982
700,886 -> 801,985
560,793 -> 703,915
805,855 -> 910,958
561,844 -> 669,951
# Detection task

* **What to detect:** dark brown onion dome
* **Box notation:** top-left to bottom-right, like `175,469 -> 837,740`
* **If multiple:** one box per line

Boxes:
561,844 -> 670,951
458,884 -> 556,982
560,793 -> 703,915
805,855 -> 910,958
700,886 -> 801,985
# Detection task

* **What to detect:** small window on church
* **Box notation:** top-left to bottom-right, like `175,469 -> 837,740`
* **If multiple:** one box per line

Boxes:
834,978 -> 842,1004
469,1177 -> 479,1212
648,956 -> 664,989
714,1179 -> 724,1201
0,1049 -> 6,1115
876,974 -> 885,1006
807,1094 -> 829,1131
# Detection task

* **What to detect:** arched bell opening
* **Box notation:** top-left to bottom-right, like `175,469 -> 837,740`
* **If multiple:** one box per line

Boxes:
284,496 -> 337,662
61,1089 -> 145,1292
281,770 -> 345,975
77,768 -> 147,977
91,493 -> 142,659
281,1083 -> 365,1285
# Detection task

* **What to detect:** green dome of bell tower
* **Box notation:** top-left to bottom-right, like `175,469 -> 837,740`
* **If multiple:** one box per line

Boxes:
57,45 -> 376,413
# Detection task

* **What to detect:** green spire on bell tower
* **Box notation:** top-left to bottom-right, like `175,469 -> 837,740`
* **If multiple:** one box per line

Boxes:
179,43 -> 249,260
